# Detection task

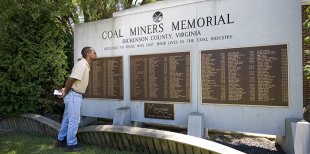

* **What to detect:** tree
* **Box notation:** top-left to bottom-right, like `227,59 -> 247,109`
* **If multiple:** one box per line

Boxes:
50,0 -> 157,70
78,0 -> 157,22
305,7 -> 310,79
304,6 -> 310,122
0,0 -> 157,117
0,1 -> 67,117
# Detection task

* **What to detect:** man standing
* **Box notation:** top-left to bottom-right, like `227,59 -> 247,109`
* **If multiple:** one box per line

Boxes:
55,47 -> 96,152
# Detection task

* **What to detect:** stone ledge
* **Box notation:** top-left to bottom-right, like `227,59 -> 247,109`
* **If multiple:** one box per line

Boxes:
0,114 -> 244,154
78,125 -> 244,154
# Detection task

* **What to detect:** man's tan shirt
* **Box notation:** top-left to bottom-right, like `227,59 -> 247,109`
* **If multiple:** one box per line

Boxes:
70,58 -> 90,93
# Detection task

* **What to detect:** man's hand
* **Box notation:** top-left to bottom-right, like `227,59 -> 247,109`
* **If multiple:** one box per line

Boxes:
58,77 -> 77,98
58,88 -> 68,98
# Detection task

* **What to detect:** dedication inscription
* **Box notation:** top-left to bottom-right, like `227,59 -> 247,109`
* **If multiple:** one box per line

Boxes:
130,52 -> 190,102
201,44 -> 288,106
144,103 -> 174,120
84,57 -> 123,99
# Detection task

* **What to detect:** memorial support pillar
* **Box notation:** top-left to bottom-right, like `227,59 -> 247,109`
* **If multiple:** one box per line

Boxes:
276,118 -> 310,154
113,107 -> 132,126
187,112 -> 205,138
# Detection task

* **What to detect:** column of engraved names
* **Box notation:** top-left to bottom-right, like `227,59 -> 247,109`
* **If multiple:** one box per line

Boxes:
107,60 -> 114,97
248,51 -> 256,101
130,57 -> 148,99
102,60 -> 107,97
92,60 -> 102,97
281,48 -> 288,102
257,50 -> 276,102
201,53 -> 218,101
220,53 -> 226,101
164,57 -> 168,99
168,54 -> 190,101
227,51 -> 245,101
185,55 -> 190,100
106,58 -> 122,98
148,56 -> 168,99
143,58 -> 148,98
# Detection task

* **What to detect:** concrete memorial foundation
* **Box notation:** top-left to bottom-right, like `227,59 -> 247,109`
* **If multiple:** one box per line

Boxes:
113,107 -> 131,126
276,119 -> 310,154
187,112 -> 204,138
75,0 -> 305,153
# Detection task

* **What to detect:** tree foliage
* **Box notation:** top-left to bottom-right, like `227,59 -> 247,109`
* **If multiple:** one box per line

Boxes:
78,0 -> 157,22
0,0 -> 157,117
305,7 -> 310,79
49,0 -> 157,70
0,1 -> 67,117
79,0 -> 116,22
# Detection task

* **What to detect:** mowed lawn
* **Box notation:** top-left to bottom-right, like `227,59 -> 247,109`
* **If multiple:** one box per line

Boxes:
0,132 -> 139,154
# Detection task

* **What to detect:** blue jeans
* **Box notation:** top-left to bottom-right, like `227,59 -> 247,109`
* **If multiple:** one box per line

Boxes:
57,91 -> 82,146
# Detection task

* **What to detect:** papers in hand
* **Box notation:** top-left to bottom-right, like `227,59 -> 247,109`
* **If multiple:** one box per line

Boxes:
53,90 -> 63,96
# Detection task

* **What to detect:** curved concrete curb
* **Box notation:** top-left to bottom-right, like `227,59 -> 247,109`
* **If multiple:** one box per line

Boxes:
0,114 -> 60,138
78,125 -> 244,154
0,114 -> 244,154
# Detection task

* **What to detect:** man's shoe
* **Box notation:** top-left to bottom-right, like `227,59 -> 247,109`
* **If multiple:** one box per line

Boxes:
65,144 -> 84,152
55,138 -> 67,148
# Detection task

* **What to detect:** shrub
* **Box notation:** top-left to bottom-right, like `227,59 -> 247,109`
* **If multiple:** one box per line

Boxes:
0,2 -> 67,117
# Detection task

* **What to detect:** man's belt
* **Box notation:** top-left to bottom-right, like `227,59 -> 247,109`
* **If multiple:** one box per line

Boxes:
70,88 -> 83,95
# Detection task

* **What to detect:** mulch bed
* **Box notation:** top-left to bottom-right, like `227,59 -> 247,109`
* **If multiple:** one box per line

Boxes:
208,133 -> 285,154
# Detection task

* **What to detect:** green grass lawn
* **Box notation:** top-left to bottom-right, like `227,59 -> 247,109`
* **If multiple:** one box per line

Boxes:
0,132 -> 139,154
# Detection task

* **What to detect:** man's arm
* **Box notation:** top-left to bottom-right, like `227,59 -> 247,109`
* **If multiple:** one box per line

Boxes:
59,77 -> 77,98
